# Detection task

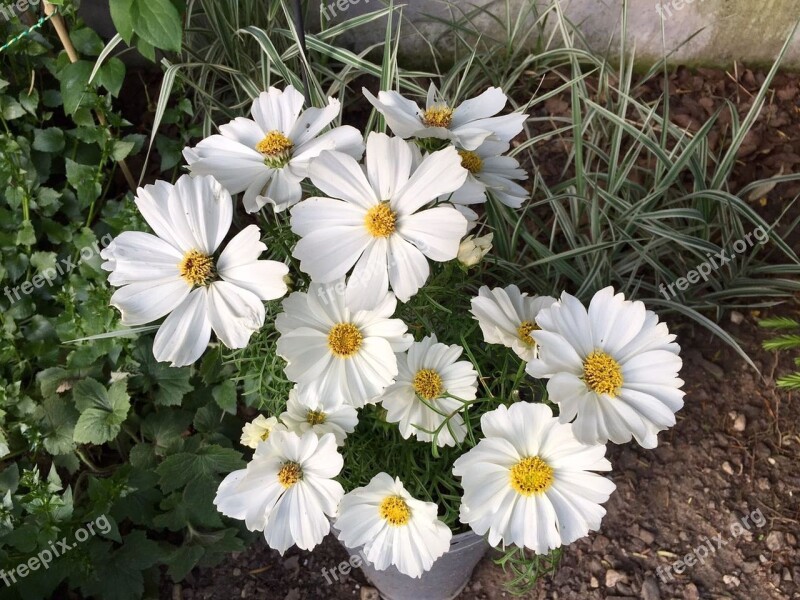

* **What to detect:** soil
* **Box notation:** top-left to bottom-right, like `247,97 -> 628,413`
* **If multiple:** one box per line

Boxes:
164,65 -> 800,600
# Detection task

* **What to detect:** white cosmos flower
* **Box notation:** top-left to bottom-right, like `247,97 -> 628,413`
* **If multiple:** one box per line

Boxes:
452,402 -> 616,554
275,278 -> 413,407
280,386 -> 358,446
526,287 -> 685,449
215,430 -> 344,554
381,334 -> 478,447
240,415 -> 287,449
457,233 -> 493,268
100,174 -> 289,367
470,285 -> 557,362
449,139 -> 529,209
183,85 -> 363,214
290,132 -> 469,302
335,473 -> 452,578
363,83 -> 527,151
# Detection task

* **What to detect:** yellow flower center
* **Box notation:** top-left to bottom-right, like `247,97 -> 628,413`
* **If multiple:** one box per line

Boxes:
256,130 -> 294,168
379,495 -> 411,526
277,462 -> 302,489
509,456 -> 554,496
412,368 -> 444,400
423,106 -> 453,129
306,410 -> 327,425
364,203 -> 396,238
179,250 -> 215,286
517,320 -> 539,346
458,150 -> 483,174
583,350 -> 624,396
327,323 -> 363,358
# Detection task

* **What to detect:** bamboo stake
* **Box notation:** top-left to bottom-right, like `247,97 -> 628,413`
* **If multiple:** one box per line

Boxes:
43,1 -> 137,192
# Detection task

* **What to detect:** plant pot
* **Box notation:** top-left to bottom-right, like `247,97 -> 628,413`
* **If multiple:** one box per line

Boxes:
340,530 -> 488,600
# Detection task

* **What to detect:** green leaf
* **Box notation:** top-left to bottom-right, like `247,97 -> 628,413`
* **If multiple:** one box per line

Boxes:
109,0 -> 135,43
110,139 -> 136,161
1,97 -> 25,120
157,445 -> 243,494
57,61 -> 94,115
166,544 -> 204,581
131,0 -> 183,53
39,397 -> 79,455
96,58 -> 126,97
16,220 -> 36,246
70,27 -> 105,56
33,128 -> 66,153
81,531 -> 161,600
65,158 -> 101,207
133,339 -> 193,406
212,380 -> 237,415
73,379 -> 131,444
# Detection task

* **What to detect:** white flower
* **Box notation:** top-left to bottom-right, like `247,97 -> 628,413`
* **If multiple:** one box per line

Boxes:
449,139 -> 529,209
363,83 -> 527,150
183,85 -> 363,213
470,285 -> 557,362
452,402 -> 615,554
275,278 -> 413,407
526,287 -> 685,448
240,415 -> 287,449
100,174 -> 289,367
381,334 -> 478,447
457,233 -> 493,268
335,473 -> 452,578
290,132 -> 469,302
280,386 -> 358,446
214,430 -> 344,554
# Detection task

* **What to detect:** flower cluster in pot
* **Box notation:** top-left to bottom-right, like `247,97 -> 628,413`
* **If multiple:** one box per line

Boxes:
101,84 -> 685,578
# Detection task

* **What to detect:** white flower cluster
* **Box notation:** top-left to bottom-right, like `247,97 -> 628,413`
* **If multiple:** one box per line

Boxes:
101,84 -> 685,579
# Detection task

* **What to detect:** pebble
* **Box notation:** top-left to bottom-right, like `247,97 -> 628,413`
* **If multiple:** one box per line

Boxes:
233,568 -> 241,577
590,576 -> 599,588
638,529 -> 656,545
722,461 -> 734,475
722,574 -> 741,587
641,577 -> 661,600
786,532 -> 797,546
684,583 -> 700,600
360,587 -> 380,600
742,562 -> 759,573
605,569 -> 628,587
765,531 -> 785,551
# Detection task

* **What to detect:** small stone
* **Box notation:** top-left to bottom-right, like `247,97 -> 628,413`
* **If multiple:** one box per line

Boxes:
733,414 -> 746,432
783,568 -> 792,581
590,576 -> 599,588
723,575 -> 741,587
684,583 -> 700,600
722,461 -> 735,475
730,310 -> 744,324
759,554 -> 769,563
742,562 -> 759,573
785,532 -> 796,546
360,587 -> 380,600
233,568 -> 241,577
766,531 -> 785,551
641,577 -> 661,600
471,581 -> 482,592
638,529 -> 656,545
605,569 -> 628,587
283,590 -> 301,600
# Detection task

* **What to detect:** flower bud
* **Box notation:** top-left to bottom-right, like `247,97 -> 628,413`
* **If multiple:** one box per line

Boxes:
457,233 -> 493,268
